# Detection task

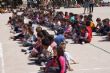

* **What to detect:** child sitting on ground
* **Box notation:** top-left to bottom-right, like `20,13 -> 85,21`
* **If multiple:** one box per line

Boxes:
96,18 -> 103,35
59,42 -> 77,71
41,46 -> 67,73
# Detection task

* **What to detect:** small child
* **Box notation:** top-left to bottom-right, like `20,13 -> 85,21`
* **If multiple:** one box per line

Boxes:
96,18 -> 103,35
59,42 -> 77,71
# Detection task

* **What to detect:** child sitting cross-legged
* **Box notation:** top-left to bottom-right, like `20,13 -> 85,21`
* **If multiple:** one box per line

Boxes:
41,46 -> 67,73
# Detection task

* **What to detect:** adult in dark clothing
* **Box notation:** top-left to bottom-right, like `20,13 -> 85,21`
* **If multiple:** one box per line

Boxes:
89,0 -> 95,13
83,0 -> 90,14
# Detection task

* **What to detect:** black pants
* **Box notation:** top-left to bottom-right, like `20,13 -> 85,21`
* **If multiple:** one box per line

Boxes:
89,4 -> 94,13
14,33 -> 24,40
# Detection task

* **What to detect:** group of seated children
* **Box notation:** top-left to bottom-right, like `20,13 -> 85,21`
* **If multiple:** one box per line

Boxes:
7,7 -> 110,73
25,9 -> 94,44
96,18 -> 110,40
8,10 -> 78,73
9,8 -> 95,44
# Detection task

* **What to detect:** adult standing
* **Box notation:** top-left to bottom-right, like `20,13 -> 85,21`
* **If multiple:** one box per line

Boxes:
83,0 -> 90,14
89,0 -> 95,13
27,0 -> 33,8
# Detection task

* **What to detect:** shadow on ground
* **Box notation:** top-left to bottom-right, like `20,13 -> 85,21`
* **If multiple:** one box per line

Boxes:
99,37 -> 110,42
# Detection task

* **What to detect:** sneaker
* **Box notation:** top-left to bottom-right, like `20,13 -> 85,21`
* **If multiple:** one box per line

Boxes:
41,62 -> 45,66
82,41 -> 85,44
21,49 -> 26,52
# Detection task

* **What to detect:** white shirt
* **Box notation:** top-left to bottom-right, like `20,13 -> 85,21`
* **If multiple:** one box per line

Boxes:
64,51 -> 73,62
47,46 -> 54,57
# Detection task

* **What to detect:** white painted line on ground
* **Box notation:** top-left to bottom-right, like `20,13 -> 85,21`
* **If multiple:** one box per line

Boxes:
0,42 -> 5,73
78,67 -> 110,71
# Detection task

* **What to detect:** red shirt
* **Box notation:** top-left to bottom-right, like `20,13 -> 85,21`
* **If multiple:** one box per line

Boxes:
86,26 -> 92,43
65,16 -> 69,19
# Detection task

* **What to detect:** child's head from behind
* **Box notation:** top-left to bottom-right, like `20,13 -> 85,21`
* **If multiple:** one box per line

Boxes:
47,35 -> 54,43
59,42 -> 66,50
42,38 -> 51,49
57,47 -> 64,57
37,31 -> 44,40
96,18 -> 101,23
9,17 -> 12,20
84,15 -> 88,21
41,30 -> 49,37
80,15 -> 83,20
86,21 -> 91,26
65,12 -> 68,16
102,18 -> 109,25
88,14 -> 93,19
36,26 -> 42,33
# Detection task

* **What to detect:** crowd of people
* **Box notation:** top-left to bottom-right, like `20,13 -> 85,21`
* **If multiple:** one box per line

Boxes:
7,7 -> 110,73
96,18 -> 110,38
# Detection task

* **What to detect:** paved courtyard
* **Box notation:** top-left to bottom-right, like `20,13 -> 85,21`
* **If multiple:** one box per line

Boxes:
0,7 -> 110,73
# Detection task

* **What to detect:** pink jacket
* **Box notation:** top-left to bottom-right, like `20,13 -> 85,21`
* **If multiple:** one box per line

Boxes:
59,56 -> 66,73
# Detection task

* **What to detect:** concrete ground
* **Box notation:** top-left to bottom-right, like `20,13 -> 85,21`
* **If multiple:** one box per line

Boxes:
0,7 -> 110,73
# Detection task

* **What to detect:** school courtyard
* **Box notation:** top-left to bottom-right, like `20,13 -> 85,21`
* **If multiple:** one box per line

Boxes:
0,7 -> 110,73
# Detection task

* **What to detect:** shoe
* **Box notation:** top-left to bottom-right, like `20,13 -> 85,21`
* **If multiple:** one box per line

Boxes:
21,49 -> 26,52
41,62 -> 45,66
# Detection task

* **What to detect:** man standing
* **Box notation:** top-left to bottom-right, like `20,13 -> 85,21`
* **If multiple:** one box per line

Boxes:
83,0 -> 90,14
89,0 -> 95,13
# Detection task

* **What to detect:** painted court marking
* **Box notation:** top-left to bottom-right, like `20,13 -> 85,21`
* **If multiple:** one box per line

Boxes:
90,43 -> 110,54
0,42 -> 5,73
78,67 -> 110,71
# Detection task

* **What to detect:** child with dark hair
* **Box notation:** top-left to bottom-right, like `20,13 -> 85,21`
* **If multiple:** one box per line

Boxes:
59,42 -> 77,71
64,24 -> 72,38
79,25 -> 88,44
28,31 -> 44,58
22,27 -> 36,47
42,43 -> 69,73
36,37 -> 53,66
79,15 -> 83,23
69,13 -> 75,23
28,21 -> 33,27
36,26 -> 42,33
42,46 -> 66,73
42,37 -> 53,58
87,14 -> 95,32
55,28 -> 65,46
56,46 -> 67,73
85,21 -> 92,43
48,35 -> 57,49
101,18 -> 110,35
72,20 -> 81,43
64,12 -> 69,19
42,48 -> 59,73
96,18 -> 103,35
41,30 -> 49,37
